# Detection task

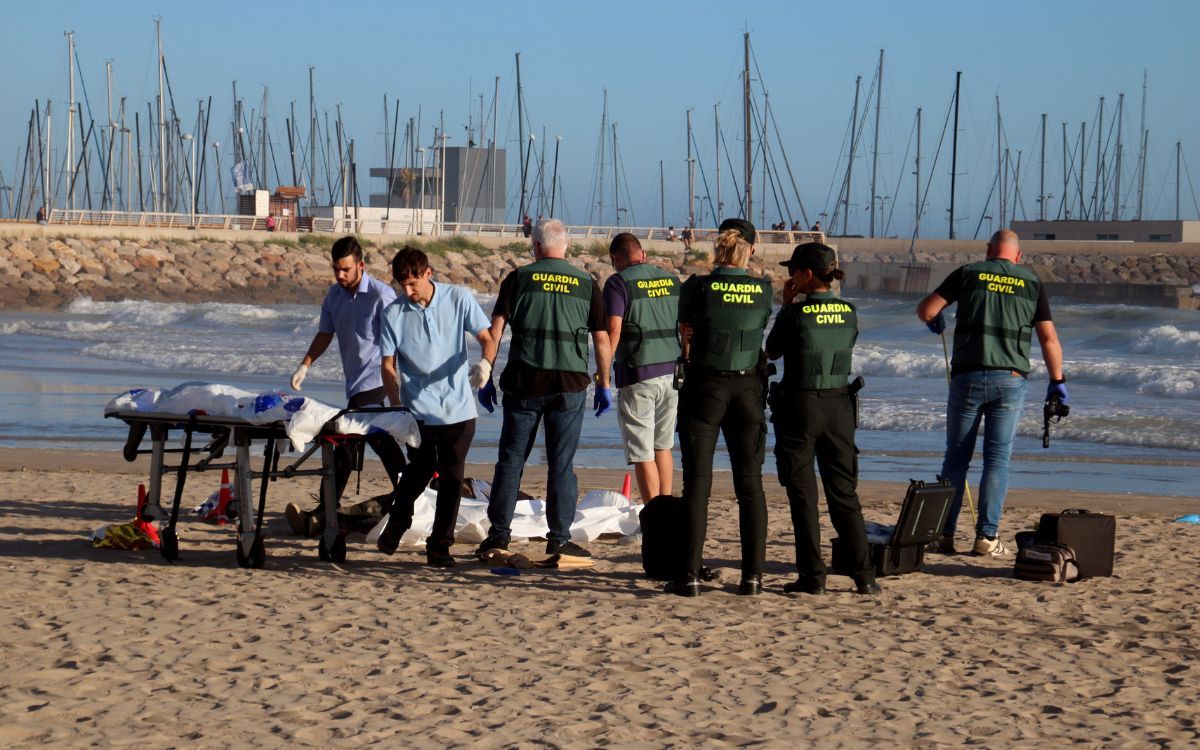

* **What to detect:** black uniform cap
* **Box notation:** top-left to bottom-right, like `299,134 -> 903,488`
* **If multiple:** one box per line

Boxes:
718,218 -> 756,245
781,242 -> 837,270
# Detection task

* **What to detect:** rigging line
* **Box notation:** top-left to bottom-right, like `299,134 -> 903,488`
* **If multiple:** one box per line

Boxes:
617,132 -> 639,226
821,91 -> 857,225
747,94 -> 788,225
971,169 -> 999,240
882,111 -> 917,238
749,40 -> 809,226
689,126 -> 718,228
907,81 -> 955,250
1056,124 -> 1084,220
831,69 -> 879,232
717,119 -> 743,215
1182,148 -> 1200,218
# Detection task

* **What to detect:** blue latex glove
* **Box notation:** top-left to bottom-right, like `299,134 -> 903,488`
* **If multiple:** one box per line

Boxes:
926,312 -> 946,335
594,387 -> 613,417
1046,380 -> 1068,405
478,379 -> 497,414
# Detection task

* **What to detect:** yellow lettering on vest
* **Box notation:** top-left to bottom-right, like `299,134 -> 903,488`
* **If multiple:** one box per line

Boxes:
977,272 -> 1024,287
532,272 -> 580,286
646,288 -> 671,298
636,279 -> 675,290
541,282 -> 571,293
987,282 -> 1015,294
815,314 -> 846,324
802,302 -> 852,314
711,282 -> 762,294
722,292 -> 754,304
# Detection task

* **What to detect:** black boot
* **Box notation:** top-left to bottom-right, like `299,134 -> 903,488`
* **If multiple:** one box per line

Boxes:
737,574 -> 763,596
663,572 -> 702,597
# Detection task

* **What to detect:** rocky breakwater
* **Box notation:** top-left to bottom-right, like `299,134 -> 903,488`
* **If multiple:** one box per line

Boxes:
1,234 -> 770,309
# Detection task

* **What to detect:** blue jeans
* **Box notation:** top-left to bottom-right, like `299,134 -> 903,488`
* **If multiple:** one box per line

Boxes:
484,389 -> 587,547
940,370 -> 1028,539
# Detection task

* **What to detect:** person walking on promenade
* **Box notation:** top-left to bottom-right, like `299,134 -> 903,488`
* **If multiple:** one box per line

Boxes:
604,233 -> 681,503
375,247 -> 495,567
286,236 -> 406,536
917,229 -> 1066,556
475,219 -> 613,560
766,242 -> 879,596
666,218 -> 772,597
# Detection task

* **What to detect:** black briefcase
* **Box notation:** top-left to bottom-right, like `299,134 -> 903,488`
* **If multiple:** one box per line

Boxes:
639,495 -> 687,580
833,479 -> 954,577
1034,509 -> 1115,578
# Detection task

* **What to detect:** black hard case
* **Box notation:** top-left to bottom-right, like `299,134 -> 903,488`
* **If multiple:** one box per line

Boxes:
639,495 -> 687,580
1034,509 -> 1115,578
833,479 -> 954,577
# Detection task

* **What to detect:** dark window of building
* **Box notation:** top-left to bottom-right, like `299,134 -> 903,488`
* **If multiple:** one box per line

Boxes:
1034,233 -> 1056,240
1096,233 -> 1119,241
1148,234 -> 1173,242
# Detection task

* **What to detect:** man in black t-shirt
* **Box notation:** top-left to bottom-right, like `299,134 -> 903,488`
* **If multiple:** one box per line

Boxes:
917,230 -> 1066,557
475,219 -> 612,560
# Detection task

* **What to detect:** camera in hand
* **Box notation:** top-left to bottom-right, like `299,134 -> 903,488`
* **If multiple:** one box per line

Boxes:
1041,395 -> 1070,448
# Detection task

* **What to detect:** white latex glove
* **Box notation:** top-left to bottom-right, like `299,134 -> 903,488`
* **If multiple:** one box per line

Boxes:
469,359 -> 492,389
290,363 -> 309,391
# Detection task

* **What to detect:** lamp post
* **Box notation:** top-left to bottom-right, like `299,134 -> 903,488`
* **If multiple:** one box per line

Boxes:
417,146 -> 426,235
181,133 -> 196,227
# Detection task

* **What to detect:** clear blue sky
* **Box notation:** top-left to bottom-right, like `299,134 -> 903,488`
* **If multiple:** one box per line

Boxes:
2,0 -> 1197,237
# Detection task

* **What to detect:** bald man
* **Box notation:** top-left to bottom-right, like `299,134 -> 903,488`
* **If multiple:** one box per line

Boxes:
917,230 -> 1066,557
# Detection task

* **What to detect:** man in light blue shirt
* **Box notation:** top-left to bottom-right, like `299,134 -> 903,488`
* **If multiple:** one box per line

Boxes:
376,246 -> 495,567
286,236 -> 406,535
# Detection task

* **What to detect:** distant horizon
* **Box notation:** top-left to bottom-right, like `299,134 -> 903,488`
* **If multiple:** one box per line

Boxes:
2,1 -> 1197,238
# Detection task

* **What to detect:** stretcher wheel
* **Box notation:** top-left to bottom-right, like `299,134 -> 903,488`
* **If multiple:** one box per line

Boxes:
236,535 -> 266,569
318,532 -> 347,563
160,527 -> 179,562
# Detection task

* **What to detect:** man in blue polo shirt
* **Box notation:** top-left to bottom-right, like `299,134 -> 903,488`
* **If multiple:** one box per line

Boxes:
286,236 -> 406,535
375,247 -> 495,567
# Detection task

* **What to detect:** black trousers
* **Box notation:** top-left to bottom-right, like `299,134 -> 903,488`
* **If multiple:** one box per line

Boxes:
678,370 -> 767,577
387,418 -> 476,553
772,389 -> 873,586
327,386 -> 407,505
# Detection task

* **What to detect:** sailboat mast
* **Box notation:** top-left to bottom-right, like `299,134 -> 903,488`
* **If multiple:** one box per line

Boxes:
743,32 -> 752,222
686,108 -> 694,229
309,67 -> 317,207
1113,94 -> 1124,220
844,75 -> 861,236
157,18 -> 166,212
914,106 -> 922,237
948,71 -> 961,239
869,49 -> 883,238
658,159 -> 664,227
66,31 -> 75,210
550,135 -> 560,218
261,86 -> 269,191
996,96 -> 1004,228
1094,96 -> 1104,218
1039,113 -> 1047,221
611,123 -> 619,225
1061,122 -> 1068,219
516,52 -> 526,221
714,104 -> 721,217
1136,70 -> 1147,220
1176,140 -> 1182,221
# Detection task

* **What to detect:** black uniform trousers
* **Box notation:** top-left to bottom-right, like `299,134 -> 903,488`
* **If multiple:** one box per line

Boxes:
772,388 -> 873,587
678,369 -> 768,577
386,418 -> 476,554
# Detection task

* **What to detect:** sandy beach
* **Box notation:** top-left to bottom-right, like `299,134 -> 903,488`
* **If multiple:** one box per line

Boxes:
0,448 -> 1196,747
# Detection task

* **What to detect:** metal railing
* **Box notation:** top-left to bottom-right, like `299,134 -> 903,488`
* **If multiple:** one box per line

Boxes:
46,209 -> 825,246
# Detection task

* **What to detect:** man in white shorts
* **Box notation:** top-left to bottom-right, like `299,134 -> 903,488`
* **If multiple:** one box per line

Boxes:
604,233 -> 682,502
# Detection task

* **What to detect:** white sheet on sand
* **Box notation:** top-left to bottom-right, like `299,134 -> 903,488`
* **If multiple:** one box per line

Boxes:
104,382 -> 421,452
365,482 -> 644,546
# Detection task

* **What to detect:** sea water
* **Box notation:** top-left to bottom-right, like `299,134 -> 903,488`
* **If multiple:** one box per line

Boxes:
0,294 -> 1197,497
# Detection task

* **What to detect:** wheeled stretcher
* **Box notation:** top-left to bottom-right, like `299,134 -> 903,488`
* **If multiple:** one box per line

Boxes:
106,406 -> 405,568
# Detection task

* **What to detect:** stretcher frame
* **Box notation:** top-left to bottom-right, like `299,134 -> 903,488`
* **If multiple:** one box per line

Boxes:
105,406 -> 402,568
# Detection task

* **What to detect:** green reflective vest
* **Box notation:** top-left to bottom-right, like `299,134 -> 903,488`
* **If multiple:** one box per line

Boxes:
784,291 -> 857,390
615,263 -> 681,368
951,259 -> 1041,374
510,257 -> 593,373
683,268 -> 773,371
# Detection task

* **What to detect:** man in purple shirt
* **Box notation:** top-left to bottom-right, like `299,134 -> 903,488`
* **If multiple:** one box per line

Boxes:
604,233 -> 682,503
285,236 -> 406,535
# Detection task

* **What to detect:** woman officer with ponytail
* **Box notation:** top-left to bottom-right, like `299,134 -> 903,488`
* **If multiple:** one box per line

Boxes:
765,242 -> 881,596
667,219 -> 773,597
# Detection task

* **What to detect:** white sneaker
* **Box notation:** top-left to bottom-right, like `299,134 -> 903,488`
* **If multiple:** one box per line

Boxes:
972,536 -> 1012,557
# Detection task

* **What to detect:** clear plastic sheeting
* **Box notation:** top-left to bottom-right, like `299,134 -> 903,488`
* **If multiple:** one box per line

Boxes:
366,486 -> 643,547
104,381 -> 420,451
